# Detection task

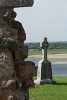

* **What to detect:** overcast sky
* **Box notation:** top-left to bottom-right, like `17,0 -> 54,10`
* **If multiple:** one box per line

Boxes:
15,0 -> 67,42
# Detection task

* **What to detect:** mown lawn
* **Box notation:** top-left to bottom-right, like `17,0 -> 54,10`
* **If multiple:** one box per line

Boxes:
29,76 -> 67,100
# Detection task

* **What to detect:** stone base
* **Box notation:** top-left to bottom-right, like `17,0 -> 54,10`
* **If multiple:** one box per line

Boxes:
37,59 -> 52,80
34,59 -> 56,85
34,78 -> 56,85
0,60 -> 35,100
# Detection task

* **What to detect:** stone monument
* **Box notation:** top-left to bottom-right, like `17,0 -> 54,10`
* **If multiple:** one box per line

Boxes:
34,37 -> 56,84
0,0 -> 35,100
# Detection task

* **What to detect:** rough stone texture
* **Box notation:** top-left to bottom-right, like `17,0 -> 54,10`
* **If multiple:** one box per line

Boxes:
0,51 -> 34,99
0,50 -> 14,79
0,0 -> 33,8
0,93 -> 6,100
0,28 -> 18,50
0,0 -> 34,99
11,20 -> 26,42
0,28 -> 18,42
13,46 -> 28,61
14,61 -> 35,89
2,8 -> 26,42
0,88 -> 29,100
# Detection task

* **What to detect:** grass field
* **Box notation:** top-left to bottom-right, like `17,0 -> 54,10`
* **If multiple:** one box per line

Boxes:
28,49 -> 42,55
29,76 -> 67,100
29,49 -> 67,100
48,49 -> 67,55
28,49 -> 67,56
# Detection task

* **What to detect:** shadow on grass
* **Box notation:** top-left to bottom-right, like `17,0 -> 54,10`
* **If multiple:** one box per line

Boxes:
55,82 -> 67,85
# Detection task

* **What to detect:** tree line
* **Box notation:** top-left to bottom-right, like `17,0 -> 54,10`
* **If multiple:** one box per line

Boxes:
26,42 -> 67,49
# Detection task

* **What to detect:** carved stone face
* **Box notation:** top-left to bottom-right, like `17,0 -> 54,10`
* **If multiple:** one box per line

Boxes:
0,0 -> 33,8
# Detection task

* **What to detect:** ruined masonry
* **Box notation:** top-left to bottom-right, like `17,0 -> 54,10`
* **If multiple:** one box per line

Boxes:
0,0 -> 35,100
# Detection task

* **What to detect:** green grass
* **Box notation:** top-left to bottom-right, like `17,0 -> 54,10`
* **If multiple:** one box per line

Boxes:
29,76 -> 67,100
28,49 -> 67,56
28,49 -> 42,55
48,49 -> 67,55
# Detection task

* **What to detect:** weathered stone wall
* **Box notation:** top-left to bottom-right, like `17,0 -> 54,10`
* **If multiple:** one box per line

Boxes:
0,50 -> 14,78
0,1 -> 34,99
0,0 -> 33,8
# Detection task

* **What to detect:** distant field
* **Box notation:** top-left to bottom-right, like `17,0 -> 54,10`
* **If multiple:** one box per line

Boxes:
48,49 -> 67,54
28,49 -> 42,55
28,49 -> 67,56
29,76 -> 67,100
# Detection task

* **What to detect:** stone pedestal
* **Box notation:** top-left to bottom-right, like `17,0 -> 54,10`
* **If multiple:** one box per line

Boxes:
35,59 -> 56,84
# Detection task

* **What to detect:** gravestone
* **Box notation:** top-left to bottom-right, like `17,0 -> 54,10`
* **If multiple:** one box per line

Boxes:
35,37 -> 56,84
0,0 -> 35,100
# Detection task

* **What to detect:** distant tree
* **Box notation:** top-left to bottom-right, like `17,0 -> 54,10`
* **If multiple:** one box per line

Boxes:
26,42 -> 67,50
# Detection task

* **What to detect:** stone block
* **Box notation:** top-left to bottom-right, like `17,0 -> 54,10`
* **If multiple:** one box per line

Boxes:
0,2 -> 34,99
0,28 -> 18,42
0,0 -> 34,8
14,61 -> 35,88
14,45 -> 28,60
11,21 -> 26,42
0,50 -> 14,79
1,80 -> 16,90
0,41 -> 18,50
0,88 -> 28,100
0,93 -> 6,100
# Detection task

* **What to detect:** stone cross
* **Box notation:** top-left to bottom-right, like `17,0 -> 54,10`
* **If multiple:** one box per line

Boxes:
35,37 -> 56,84
41,37 -> 49,60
